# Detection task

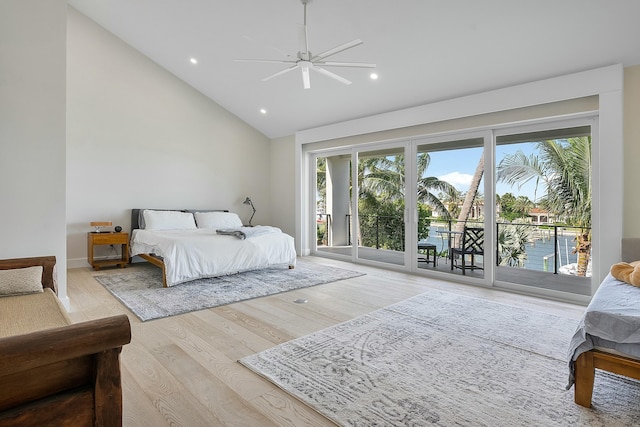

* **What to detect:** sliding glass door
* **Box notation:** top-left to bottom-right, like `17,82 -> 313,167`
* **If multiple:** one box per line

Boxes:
310,117 -> 595,297
494,124 -> 592,295
414,135 -> 486,278
315,153 -> 353,259
314,145 -> 409,268
355,146 -> 407,267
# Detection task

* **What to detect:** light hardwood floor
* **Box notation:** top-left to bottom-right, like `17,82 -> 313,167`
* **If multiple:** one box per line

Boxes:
66,256 -> 587,427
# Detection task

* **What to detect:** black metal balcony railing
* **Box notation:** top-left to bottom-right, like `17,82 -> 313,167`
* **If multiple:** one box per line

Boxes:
316,213 -> 591,275
495,221 -> 591,275
344,215 -> 481,252
347,214 -> 408,251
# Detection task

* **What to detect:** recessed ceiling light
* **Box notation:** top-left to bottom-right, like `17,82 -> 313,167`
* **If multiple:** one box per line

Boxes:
190,58 -> 198,64
260,108 -> 267,115
370,73 -> 379,80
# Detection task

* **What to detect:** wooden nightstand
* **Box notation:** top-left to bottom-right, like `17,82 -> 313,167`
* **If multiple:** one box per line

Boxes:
88,232 -> 129,270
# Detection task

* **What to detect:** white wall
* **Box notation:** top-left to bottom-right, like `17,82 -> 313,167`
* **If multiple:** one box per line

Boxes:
269,135 -> 296,237
66,8 -> 271,267
0,0 -> 68,303
624,65 -> 640,237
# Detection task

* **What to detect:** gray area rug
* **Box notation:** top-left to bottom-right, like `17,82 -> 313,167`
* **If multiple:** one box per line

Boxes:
240,289 -> 640,426
94,260 -> 364,321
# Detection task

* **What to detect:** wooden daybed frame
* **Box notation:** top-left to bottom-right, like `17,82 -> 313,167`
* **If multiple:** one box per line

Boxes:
572,238 -> 640,407
574,349 -> 640,407
0,256 -> 131,426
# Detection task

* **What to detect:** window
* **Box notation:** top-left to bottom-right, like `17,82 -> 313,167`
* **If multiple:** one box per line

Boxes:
309,120 -> 596,298
299,66 -> 622,302
494,125 -> 592,295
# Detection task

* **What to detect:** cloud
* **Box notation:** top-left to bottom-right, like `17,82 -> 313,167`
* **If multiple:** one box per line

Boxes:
438,171 -> 473,190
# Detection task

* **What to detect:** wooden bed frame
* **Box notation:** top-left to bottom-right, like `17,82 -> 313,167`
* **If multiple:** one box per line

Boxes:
130,209 -> 194,287
573,237 -> 640,407
130,209 -> 294,288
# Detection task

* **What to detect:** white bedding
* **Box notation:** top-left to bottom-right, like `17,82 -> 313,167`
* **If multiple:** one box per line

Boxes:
130,228 -> 297,286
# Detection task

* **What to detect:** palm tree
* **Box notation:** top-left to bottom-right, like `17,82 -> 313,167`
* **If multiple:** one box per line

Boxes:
416,153 -> 458,218
358,153 -> 456,215
356,153 -> 457,249
358,155 -> 405,202
512,196 -> 535,218
455,152 -> 484,232
497,137 -> 592,275
497,222 -> 532,267
440,189 -> 463,219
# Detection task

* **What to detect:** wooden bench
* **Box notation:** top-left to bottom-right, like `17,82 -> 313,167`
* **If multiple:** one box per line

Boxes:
0,256 -> 131,426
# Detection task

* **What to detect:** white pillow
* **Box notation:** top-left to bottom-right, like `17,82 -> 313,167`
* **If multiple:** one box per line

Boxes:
142,210 -> 197,231
0,266 -> 44,296
194,211 -> 243,229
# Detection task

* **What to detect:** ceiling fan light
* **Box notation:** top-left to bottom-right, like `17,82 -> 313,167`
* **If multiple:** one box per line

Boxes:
302,66 -> 311,89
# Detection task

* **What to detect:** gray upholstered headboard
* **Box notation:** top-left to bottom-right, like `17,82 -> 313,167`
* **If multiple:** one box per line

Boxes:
130,209 -> 229,231
131,208 -> 142,230
622,238 -> 640,262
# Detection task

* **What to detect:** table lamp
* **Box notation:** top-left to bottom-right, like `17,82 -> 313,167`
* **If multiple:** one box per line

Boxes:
243,197 -> 256,226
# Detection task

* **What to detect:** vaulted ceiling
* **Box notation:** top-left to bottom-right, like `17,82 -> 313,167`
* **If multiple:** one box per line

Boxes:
68,0 -> 640,139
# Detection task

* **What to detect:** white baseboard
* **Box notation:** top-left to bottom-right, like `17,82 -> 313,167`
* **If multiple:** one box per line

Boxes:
67,257 -> 90,269
67,256 -> 143,269
59,295 -> 70,311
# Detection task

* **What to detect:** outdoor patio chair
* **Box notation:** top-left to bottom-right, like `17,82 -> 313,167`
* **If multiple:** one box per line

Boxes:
451,227 -> 484,275
418,242 -> 437,266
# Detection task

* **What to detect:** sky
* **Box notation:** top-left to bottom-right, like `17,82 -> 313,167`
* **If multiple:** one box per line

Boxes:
426,142 -> 543,202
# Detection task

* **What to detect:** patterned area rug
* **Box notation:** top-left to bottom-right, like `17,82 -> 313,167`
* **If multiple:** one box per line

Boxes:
240,289 -> 640,426
94,260 -> 364,321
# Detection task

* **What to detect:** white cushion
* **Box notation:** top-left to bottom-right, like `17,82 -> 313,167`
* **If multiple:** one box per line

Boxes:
194,211 -> 243,229
0,266 -> 44,297
142,210 -> 197,231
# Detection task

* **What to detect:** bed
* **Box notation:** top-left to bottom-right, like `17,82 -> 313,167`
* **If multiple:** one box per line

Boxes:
129,209 -> 297,287
567,238 -> 640,407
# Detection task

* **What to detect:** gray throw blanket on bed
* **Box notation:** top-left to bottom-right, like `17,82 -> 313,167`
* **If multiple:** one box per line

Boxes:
216,225 -> 282,240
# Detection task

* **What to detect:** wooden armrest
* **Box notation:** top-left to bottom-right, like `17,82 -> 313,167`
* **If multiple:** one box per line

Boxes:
0,256 -> 57,294
0,315 -> 131,376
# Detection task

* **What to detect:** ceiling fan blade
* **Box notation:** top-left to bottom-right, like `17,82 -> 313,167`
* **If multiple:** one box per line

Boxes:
316,61 -> 377,68
237,2 -> 372,89
301,63 -> 311,89
240,35 -> 294,59
311,39 -> 363,61
313,66 -> 352,85
235,59 -> 297,64
262,65 -> 299,82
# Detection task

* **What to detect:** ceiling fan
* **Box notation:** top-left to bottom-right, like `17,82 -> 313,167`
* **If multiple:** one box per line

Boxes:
235,0 -> 376,89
